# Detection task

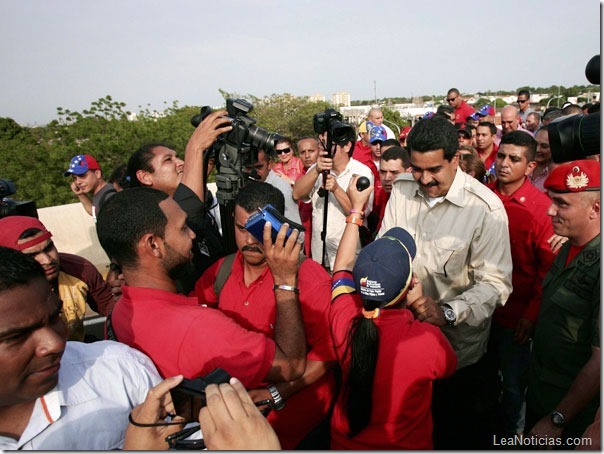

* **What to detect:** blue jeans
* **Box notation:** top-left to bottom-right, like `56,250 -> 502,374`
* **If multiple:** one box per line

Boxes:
492,323 -> 531,435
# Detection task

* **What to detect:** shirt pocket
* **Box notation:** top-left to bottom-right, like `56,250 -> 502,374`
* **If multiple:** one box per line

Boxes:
433,237 -> 469,278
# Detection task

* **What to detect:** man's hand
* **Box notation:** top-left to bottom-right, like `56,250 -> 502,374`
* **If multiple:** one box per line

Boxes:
264,221 -> 301,286
548,234 -> 568,254
199,377 -> 281,450
106,268 -> 124,301
514,318 -> 534,344
70,181 -> 85,196
315,150 -> 333,174
123,376 -> 186,450
185,109 -> 233,154
527,415 -> 564,443
407,296 -> 446,326
347,174 -> 373,211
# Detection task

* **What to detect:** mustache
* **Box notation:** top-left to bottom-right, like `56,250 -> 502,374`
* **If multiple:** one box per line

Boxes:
421,181 -> 439,188
242,245 -> 263,254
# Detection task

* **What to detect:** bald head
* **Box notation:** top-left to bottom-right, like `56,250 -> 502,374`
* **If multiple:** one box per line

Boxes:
501,105 -> 519,135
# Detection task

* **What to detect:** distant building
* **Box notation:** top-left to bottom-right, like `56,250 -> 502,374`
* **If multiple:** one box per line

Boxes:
309,93 -> 326,103
331,92 -> 351,107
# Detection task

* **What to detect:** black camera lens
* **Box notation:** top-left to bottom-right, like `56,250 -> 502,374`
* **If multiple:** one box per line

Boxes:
548,112 -> 600,163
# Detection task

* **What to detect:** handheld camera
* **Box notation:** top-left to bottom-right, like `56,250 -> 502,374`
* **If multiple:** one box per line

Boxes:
245,204 -> 305,245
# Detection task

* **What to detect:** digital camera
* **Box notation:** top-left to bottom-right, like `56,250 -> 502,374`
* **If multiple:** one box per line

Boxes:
245,204 -> 305,245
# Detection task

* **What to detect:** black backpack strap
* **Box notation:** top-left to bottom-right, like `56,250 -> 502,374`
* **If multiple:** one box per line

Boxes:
105,310 -> 118,341
214,253 -> 237,298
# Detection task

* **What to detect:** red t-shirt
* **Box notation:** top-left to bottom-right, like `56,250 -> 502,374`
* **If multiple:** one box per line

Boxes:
352,140 -> 371,163
111,286 -> 274,388
195,252 -> 337,449
329,270 -> 457,450
489,178 -> 556,327
272,156 -> 305,183
455,101 -> 475,124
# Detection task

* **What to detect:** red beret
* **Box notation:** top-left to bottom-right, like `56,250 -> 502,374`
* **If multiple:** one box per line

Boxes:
544,160 -> 601,193
0,216 -> 52,251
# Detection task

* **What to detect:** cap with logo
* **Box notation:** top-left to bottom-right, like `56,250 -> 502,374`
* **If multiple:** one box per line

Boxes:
544,160 -> 601,193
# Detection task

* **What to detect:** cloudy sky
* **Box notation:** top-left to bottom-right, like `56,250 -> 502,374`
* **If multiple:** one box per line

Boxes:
0,0 -> 600,125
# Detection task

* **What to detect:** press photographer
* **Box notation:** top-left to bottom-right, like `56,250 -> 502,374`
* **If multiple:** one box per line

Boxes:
293,108 -> 373,271
191,99 -> 282,253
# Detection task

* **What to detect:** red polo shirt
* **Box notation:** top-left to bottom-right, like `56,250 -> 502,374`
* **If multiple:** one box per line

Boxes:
111,286 -> 274,388
489,178 -> 556,327
329,270 -> 457,450
195,252 -> 336,449
455,101 -> 475,124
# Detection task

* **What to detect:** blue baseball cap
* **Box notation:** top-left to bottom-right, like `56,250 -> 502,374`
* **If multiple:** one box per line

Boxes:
369,125 -> 387,143
353,227 -> 417,307
64,154 -> 100,177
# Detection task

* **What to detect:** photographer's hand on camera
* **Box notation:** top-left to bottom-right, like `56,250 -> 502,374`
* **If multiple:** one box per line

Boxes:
199,377 -> 281,450
182,109 -> 233,200
123,375 -> 187,450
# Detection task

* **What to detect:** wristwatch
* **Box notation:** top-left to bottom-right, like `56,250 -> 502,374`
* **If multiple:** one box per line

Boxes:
442,304 -> 457,326
550,410 -> 567,428
267,384 -> 286,410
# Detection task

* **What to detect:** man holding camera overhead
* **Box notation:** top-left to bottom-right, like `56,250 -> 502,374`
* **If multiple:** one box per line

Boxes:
293,117 -> 373,271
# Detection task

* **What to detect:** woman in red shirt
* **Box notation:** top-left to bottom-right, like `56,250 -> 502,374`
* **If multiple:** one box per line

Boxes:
329,176 -> 457,449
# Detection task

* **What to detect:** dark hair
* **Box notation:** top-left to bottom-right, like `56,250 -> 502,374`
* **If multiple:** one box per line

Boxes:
543,108 -> 563,123
381,146 -> 410,168
406,116 -> 458,160
436,104 -> 455,116
517,89 -> 531,97
235,181 -> 285,215
96,187 -> 170,267
477,121 -> 497,135
109,163 -> 129,190
381,138 -> 400,149
499,130 -> 538,161
447,88 -> 460,96
275,137 -> 294,149
561,104 -> 583,116
344,300 -> 381,438
459,148 -> 486,182
126,143 -> 171,188
18,228 -> 43,240
0,246 -> 45,291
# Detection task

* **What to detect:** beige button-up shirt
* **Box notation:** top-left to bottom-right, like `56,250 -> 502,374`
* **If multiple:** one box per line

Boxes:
378,168 -> 513,369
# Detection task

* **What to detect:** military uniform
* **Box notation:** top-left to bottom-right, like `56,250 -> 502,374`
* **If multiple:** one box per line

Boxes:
526,235 -> 600,437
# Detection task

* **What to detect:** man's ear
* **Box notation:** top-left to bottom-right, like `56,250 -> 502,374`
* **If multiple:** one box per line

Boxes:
139,233 -> 163,258
136,169 -> 153,187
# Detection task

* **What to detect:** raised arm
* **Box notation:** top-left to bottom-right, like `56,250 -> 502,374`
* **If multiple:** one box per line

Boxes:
333,175 -> 374,272
181,109 -> 232,200
263,222 -> 307,383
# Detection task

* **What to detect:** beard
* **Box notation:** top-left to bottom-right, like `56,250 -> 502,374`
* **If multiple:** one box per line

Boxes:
163,242 -> 195,281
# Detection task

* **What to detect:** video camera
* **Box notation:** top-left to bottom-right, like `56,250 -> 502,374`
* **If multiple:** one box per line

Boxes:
312,108 -> 356,157
191,99 -> 282,253
548,54 -> 600,163
0,179 -> 38,219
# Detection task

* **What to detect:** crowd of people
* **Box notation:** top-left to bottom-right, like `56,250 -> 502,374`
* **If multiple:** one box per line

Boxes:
0,88 -> 600,450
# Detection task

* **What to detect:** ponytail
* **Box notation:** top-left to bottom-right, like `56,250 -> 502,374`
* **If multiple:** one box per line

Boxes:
343,301 -> 380,438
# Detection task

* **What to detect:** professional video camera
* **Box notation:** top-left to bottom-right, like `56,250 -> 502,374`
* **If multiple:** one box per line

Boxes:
0,179 -> 37,219
548,54 -> 600,163
191,99 -> 282,252
312,108 -> 356,155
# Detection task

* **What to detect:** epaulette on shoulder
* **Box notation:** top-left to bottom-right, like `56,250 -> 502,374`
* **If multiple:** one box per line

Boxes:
392,173 -> 416,186
463,177 -> 503,212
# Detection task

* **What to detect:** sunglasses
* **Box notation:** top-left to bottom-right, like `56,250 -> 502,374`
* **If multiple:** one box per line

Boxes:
276,147 -> 291,155
517,99 -> 528,103
447,97 -> 457,103
371,140 -> 383,146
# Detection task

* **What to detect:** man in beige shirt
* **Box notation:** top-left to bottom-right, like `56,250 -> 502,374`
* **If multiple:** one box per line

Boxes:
378,116 -> 512,449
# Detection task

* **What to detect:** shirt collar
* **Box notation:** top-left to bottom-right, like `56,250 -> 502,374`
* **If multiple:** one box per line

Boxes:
415,167 -> 468,208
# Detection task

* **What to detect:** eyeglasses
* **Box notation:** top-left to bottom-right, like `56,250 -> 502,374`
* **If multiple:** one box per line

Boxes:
370,141 -> 383,147
447,97 -> 457,103
276,147 -> 291,154
517,99 -> 528,104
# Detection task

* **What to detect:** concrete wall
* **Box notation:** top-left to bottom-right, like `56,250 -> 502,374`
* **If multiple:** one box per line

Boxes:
36,182 -> 219,276
37,202 -> 111,276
